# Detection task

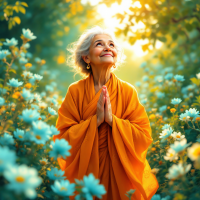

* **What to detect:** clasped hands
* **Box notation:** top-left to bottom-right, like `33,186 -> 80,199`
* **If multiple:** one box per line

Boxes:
96,85 -> 113,127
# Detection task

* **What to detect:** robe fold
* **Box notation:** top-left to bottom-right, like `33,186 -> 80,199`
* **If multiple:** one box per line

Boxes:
53,72 -> 159,200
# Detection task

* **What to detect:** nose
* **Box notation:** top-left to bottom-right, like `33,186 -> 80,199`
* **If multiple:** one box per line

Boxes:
104,44 -> 111,51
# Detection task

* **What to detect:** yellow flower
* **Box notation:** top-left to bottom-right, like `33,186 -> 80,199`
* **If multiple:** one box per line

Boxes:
25,63 -> 32,68
187,143 -> 200,161
12,91 -> 21,99
170,108 -> 176,113
57,55 -> 65,64
149,114 -> 156,120
24,83 -> 32,89
196,117 -> 200,121
41,59 -> 46,65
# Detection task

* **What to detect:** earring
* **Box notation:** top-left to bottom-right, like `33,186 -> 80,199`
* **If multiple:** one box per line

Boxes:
113,64 -> 116,68
87,63 -> 90,69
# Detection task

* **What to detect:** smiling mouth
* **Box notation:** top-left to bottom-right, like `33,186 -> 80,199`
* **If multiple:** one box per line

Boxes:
101,54 -> 113,57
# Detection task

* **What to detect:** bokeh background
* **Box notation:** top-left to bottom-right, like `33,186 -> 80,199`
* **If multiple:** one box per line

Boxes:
1,0 -> 200,200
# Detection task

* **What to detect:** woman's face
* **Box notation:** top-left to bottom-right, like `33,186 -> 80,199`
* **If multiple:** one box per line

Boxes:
85,34 -> 118,68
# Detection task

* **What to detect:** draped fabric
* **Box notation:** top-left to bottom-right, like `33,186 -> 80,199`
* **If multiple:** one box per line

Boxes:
53,72 -> 159,200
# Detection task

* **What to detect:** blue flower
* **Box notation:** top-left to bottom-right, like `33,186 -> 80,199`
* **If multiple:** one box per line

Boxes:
174,75 -> 185,82
0,50 -> 11,59
7,78 -> 23,87
0,133 -> 15,146
51,98 -> 58,106
18,109 -> 40,123
177,65 -> 184,71
76,173 -> 106,200
45,85 -> 54,92
29,74 -> 43,84
48,107 -> 57,115
154,75 -> 163,83
135,81 -> 141,87
0,97 -> 5,106
23,43 -> 30,49
151,194 -> 161,200
161,195 -> 171,200
13,129 -> 25,141
142,75 -> 149,82
22,28 -> 37,40
29,120 -> 51,144
141,99 -> 147,104
170,138 -> 192,153
40,92 -> 46,97
162,124 -> 171,130
20,52 -> 26,57
49,139 -> 71,160
0,88 -> 7,95
156,92 -> 165,99
21,88 -> 34,101
0,146 -> 16,172
185,108 -> 199,118
47,167 -> 66,180
171,98 -> 182,105
196,138 -> 200,143
179,113 -> 190,122
164,73 -> 173,80
50,125 -> 59,136
3,38 -> 18,47
51,179 -> 75,196
31,104 -> 39,110
159,128 -> 173,143
140,61 -> 147,68
51,82 -> 57,87
22,71 -> 34,79
19,57 -> 28,64
26,52 -> 32,58
35,57 -> 41,63
3,164 -> 42,199
165,162 -> 191,180
159,105 -> 167,113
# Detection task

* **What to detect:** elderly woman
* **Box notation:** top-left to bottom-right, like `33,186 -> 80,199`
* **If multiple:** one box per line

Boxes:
53,26 -> 159,200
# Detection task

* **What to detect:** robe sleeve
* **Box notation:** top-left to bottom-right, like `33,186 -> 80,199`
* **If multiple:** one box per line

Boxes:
53,86 -> 99,179
111,84 -> 154,199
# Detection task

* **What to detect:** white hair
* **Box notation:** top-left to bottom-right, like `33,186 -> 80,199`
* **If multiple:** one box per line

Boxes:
66,25 -> 126,78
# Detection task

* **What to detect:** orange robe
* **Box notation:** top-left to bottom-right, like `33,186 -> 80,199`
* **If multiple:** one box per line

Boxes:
53,72 -> 159,200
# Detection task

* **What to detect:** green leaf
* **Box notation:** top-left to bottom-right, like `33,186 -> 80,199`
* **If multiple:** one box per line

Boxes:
172,33 -> 178,40
157,37 -> 167,42
8,20 -> 13,30
9,69 -> 17,74
0,78 -> 4,82
18,6 -> 26,14
21,2 -> 28,7
0,84 -> 4,88
13,16 -> 21,24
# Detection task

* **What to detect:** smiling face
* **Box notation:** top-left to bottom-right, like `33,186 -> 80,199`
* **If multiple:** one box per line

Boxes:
82,34 -> 118,69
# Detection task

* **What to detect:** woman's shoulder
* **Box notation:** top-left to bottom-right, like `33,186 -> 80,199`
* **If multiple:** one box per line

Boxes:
68,78 -> 85,94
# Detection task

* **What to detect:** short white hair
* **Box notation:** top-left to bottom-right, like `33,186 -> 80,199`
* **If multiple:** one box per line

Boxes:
66,25 -> 126,78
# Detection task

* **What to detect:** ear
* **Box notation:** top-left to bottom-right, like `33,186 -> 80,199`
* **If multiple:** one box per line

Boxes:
82,55 -> 90,64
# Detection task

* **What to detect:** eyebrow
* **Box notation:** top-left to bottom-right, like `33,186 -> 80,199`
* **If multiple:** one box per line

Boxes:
93,39 -> 114,45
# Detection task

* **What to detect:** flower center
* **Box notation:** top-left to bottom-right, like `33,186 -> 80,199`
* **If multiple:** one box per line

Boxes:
15,176 -> 25,183
36,135 -> 41,139
60,187 -> 67,191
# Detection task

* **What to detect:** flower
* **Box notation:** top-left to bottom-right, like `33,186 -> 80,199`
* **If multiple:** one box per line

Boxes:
45,85 -> 54,92
0,133 -> 15,146
159,105 -> 167,113
31,104 -> 39,110
156,92 -> 165,99
49,139 -> 71,160
22,28 -> 37,40
22,71 -> 34,79
12,91 -> 21,99
19,57 -> 28,64
187,143 -> 200,161
29,120 -> 52,144
142,75 -> 149,82
170,138 -> 192,154
47,167 -> 66,180
162,124 -> 171,130
0,88 -> 7,95
7,78 -> 23,87
163,148 -> 178,161
174,75 -> 185,82
159,127 -> 173,142
35,57 -> 41,63
3,38 -> 18,47
185,108 -> 200,120
13,129 -> 25,141
51,179 -> 75,196
29,74 -> 43,84
75,173 -> 106,200
18,109 -> 40,123
24,83 -> 32,89
135,81 -> 141,87
171,98 -> 182,105
3,164 -> 42,199
50,125 -> 59,135
39,158 -> 49,166
23,43 -> 30,49
171,132 -> 185,141
164,73 -> 173,80
165,162 -> 191,180
21,88 -> 34,101
196,73 -> 200,79
0,97 -> 5,106
32,93 -> 41,103
0,146 -> 16,172
39,102 -> 47,109
151,194 -> 161,200
24,63 -> 32,68
170,108 -> 176,113
48,107 -> 57,115
179,113 -> 190,122
0,50 -> 11,59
